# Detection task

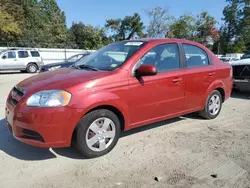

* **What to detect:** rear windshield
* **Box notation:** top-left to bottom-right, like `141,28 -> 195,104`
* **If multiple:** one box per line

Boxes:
30,51 -> 40,57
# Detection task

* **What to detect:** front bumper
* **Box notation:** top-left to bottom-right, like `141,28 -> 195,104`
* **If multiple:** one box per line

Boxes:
233,79 -> 250,90
5,100 -> 83,148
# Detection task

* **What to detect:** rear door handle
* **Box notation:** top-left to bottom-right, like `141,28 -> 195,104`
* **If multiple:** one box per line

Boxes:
172,78 -> 182,83
208,72 -> 215,76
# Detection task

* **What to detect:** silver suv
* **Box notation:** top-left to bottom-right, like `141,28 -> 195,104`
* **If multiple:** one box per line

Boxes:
0,48 -> 44,73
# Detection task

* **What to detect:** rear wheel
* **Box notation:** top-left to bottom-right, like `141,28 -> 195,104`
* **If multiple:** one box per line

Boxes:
75,109 -> 121,158
27,63 -> 38,73
199,90 -> 222,119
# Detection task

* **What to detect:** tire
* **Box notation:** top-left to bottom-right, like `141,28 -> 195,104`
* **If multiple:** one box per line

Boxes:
26,63 -> 38,73
75,109 -> 121,158
199,90 -> 222,119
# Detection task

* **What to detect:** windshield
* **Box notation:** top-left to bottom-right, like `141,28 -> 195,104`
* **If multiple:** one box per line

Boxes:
67,54 -> 84,63
75,41 -> 146,71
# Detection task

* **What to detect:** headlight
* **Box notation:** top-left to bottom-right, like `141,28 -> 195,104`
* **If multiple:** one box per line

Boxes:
49,66 -> 61,71
26,90 -> 71,107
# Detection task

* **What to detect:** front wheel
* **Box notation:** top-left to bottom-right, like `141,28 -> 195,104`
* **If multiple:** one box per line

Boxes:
75,109 -> 121,158
199,90 -> 222,119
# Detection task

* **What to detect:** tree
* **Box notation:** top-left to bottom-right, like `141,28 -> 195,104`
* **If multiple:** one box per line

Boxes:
38,0 -> 68,47
105,13 -> 144,41
195,11 -> 219,46
219,0 -> 247,53
145,6 -> 173,38
0,0 -> 23,43
69,22 -> 112,49
168,13 -> 196,40
239,0 -> 250,51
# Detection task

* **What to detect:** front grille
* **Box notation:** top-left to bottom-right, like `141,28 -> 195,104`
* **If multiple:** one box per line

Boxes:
8,86 -> 25,106
23,129 -> 45,142
9,95 -> 18,106
13,86 -> 25,97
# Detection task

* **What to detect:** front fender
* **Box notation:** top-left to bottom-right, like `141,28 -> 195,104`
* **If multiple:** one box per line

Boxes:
69,90 -> 130,129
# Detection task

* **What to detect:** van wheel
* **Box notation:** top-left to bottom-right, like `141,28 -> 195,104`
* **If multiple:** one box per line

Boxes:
27,63 -> 38,73
199,90 -> 222,119
76,109 -> 121,158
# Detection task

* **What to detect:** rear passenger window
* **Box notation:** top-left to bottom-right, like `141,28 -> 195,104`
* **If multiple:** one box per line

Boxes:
183,44 -> 209,68
139,43 -> 180,73
30,51 -> 40,57
18,51 -> 29,58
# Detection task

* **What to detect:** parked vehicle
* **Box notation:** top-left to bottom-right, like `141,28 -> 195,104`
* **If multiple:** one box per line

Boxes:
241,53 -> 250,60
231,59 -> 250,91
39,53 -> 91,72
219,56 -> 238,63
0,48 -> 43,73
5,39 -> 233,158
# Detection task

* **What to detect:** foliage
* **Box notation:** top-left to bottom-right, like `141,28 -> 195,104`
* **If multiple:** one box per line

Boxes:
168,13 -> 197,40
145,6 -> 173,38
0,0 -> 23,41
195,11 -> 219,45
69,22 -> 112,49
105,13 -> 145,41
0,0 -> 250,52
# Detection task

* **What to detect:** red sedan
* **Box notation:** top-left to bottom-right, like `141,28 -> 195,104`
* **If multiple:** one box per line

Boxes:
5,39 -> 233,158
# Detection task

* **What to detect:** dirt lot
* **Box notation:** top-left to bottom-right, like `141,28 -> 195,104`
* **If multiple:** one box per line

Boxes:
0,72 -> 250,188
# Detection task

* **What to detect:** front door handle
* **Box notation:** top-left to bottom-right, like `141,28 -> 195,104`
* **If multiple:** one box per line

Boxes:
208,72 -> 215,76
172,78 -> 182,83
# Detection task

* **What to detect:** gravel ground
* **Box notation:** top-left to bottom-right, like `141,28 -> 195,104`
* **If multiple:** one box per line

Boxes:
0,72 -> 250,188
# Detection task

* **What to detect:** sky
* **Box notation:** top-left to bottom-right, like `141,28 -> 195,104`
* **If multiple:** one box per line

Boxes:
57,0 -> 227,28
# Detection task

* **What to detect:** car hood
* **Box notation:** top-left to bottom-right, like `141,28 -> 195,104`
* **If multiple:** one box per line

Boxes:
17,68 -> 109,96
231,59 -> 250,66
42,61 -> 70,67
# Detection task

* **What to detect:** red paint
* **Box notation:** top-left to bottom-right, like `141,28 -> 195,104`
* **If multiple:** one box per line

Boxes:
5,39 -> 233,148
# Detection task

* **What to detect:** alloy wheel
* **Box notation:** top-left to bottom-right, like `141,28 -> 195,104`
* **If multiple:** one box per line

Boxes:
208,94 -> 221,116
85,117 -> 116,152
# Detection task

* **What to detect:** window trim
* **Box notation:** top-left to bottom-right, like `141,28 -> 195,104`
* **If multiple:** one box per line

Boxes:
2,51 -> 16,59
131,42 -> 184,76
30,51 -> 40,57
18,50 -> 29,58
181,43 -> 212,69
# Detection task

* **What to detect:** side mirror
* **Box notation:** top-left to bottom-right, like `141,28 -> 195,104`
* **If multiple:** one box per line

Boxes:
2,55 -> 7,59
135,64 -> 157,77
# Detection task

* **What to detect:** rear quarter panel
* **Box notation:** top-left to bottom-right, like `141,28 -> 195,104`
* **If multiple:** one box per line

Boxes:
205,55 -> 233,103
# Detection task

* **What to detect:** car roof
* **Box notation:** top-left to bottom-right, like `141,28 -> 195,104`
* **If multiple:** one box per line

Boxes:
118,38 -> 208,50
122,38 -> 201,44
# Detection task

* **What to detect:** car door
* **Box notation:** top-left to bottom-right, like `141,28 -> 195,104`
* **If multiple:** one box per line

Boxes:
181,43 -> 216,111
128,43 -> 185,128
16,50 -> 29,69
0,51 -> 18,70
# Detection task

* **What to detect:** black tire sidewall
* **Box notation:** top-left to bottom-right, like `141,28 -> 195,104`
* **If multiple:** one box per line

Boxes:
205,90 -> 222,119
27,63 -> 38,73
76,109 -> 121,158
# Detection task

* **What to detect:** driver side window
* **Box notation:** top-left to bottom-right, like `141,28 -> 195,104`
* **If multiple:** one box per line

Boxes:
138,43 -> 180,73
2,52 -> 16,59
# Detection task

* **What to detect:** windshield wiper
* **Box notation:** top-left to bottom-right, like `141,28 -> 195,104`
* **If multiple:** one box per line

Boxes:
71,64 -> 99,71
70,65 -> 80,69
77,64 -> 99,71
